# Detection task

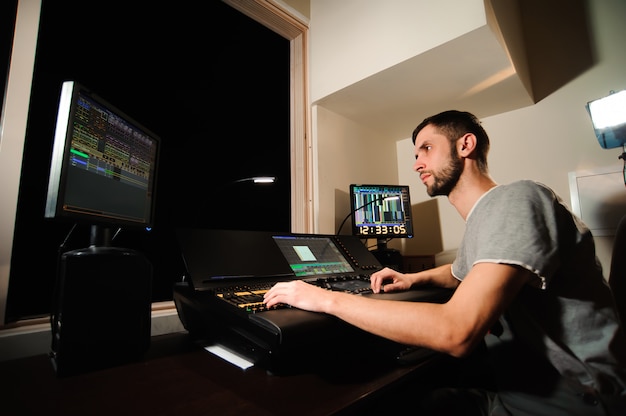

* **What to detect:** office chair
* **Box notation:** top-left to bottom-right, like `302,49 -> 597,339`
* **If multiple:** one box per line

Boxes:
609,214 -> 626,329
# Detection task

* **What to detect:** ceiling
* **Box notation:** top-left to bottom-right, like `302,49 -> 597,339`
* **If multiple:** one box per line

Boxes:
313,0 -> 594,141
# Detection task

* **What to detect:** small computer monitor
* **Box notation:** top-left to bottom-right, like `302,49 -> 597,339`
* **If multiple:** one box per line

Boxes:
44,81 -> 161,238
349,184 -> 414,246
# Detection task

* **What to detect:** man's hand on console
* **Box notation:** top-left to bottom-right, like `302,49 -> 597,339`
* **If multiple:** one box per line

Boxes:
369,267 -> 413,293
264,280 -> 332,312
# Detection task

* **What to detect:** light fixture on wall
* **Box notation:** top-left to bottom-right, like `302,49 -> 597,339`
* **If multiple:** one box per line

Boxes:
230,176 -> 277,184
586,89 -> 626,185
194,176 -> 278,227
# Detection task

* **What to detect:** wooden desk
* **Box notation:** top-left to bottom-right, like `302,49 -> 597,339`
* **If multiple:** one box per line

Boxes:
0,331 -> 445,416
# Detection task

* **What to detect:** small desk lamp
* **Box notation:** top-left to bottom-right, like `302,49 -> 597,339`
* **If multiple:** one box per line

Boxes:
587,89 -> 626,185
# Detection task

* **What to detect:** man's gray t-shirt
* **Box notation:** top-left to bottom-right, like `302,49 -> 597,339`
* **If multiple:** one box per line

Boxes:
452,180 -> 626,414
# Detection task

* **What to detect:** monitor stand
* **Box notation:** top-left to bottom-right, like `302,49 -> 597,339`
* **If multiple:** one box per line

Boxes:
89,224 -> 114,247
370,239 -> 403,271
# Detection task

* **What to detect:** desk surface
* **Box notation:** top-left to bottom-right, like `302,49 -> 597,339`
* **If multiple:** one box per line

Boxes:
0,331 -> 444,416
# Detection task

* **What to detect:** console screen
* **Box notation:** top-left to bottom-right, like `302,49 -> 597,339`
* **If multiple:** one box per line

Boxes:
272,235 -> 354,277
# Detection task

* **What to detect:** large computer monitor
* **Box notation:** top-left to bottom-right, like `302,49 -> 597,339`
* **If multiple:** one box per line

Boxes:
44,81 -> 161,245
349,184 -> 413,252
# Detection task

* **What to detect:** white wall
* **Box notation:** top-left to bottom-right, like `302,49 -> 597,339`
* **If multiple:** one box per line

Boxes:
313,106 -> 399,234
315,0 -> 626,276
402,0 -> 625,273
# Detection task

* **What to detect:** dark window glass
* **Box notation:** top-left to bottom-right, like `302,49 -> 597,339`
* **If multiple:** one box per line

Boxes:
6,0 -> 290,322
0,0 -> 18,116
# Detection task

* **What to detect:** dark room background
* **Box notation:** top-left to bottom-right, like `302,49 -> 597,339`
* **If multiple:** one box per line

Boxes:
5,0 -> 291,322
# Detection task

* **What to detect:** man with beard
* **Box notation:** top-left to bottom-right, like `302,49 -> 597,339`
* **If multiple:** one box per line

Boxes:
264,110 -> 626,415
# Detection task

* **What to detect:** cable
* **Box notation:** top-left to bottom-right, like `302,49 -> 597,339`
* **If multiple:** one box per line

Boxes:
336,196 -> 390,235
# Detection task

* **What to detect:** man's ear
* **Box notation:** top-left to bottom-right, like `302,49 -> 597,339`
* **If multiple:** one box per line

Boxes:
457,133 -> 477,157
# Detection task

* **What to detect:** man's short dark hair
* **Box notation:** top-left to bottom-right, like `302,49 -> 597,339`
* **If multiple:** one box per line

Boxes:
412,110 -> 490,173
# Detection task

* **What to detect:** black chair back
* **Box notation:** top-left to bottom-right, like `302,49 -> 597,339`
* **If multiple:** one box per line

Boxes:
609,215 -> 626,329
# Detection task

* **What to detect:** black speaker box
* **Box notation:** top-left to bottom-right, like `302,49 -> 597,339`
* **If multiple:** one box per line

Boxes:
50,246 -> 152,377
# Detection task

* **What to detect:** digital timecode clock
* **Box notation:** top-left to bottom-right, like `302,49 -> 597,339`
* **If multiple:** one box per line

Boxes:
357,224 -> 408,236
349,184 -> 414,241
